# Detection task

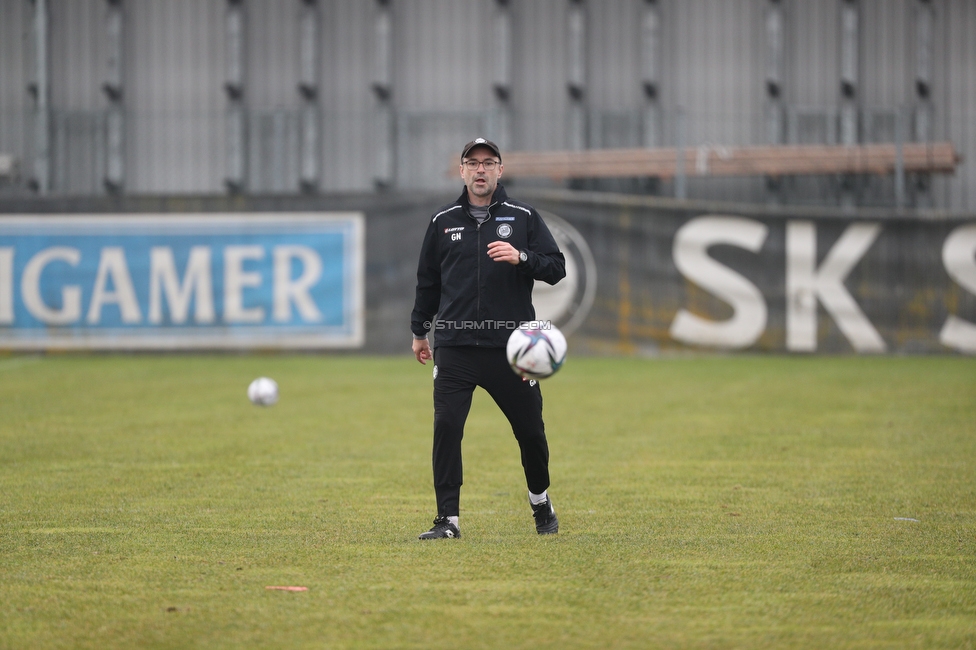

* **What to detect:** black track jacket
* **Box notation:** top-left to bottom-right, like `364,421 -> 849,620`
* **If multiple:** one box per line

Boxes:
411,185 -> 566,348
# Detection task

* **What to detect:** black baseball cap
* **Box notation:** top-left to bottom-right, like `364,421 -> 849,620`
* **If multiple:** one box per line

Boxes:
461,138 -> 501,161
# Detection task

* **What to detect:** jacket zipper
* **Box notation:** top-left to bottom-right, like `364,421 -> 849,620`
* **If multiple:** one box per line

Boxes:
473,200 -> 496,346
475,219 -> 481,345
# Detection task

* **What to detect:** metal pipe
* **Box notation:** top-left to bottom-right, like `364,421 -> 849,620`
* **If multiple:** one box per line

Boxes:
32,0 -> 50,193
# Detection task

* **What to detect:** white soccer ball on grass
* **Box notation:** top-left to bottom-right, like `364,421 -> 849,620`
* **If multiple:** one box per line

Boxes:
506,325 -> 568,380
247,377 -> 279,406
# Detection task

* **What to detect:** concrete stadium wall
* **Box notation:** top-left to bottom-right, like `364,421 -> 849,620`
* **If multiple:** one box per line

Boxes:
1,190 -> 973,355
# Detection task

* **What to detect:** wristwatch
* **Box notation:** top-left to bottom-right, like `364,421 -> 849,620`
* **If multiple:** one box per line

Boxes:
518,250 -> 528,263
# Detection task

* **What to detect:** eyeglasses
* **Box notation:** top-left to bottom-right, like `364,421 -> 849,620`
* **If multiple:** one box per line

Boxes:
462,159 -> 500,171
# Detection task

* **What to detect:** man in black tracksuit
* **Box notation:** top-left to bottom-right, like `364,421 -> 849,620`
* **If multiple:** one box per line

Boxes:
411,138 -> 566,539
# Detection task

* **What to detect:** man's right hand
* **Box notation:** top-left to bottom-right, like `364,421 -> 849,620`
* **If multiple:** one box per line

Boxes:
412,337 -> 432,365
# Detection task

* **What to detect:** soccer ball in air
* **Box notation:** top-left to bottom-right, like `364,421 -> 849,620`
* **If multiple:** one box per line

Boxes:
247,377 -> 279,406
506,326 -> 568,380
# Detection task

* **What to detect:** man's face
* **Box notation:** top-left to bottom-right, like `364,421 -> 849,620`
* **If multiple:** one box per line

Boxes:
460,145 -> 503,204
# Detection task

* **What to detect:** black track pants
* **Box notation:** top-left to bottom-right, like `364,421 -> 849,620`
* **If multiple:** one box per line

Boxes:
431,345 -> 550,517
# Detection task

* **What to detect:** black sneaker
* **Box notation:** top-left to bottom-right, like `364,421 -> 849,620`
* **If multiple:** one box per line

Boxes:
531,498 -> 559,535
418,515 -> 460,540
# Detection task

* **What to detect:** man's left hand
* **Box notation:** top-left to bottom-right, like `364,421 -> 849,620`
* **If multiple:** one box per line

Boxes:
487,240 -> 520,265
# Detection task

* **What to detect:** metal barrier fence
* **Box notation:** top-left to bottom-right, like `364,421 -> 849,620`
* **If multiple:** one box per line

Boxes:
3,106 -> 973,212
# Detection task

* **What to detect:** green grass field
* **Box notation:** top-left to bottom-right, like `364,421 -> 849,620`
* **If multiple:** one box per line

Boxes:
0,353 -> 974,649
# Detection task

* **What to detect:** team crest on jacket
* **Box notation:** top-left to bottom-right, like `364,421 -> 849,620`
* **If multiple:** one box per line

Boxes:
496,223 -> 513,239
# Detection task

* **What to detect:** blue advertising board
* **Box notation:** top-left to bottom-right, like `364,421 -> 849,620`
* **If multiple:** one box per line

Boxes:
0,213 -> 364,350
